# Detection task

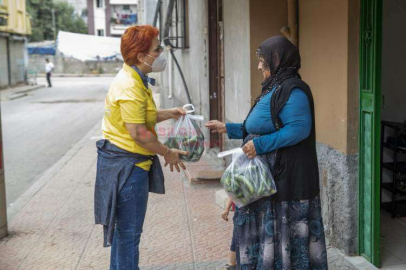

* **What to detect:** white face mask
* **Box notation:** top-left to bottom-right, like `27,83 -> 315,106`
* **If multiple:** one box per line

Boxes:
143,52 -> 167,72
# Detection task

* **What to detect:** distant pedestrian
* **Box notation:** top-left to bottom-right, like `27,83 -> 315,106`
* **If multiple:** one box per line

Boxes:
45,58 -> 54,87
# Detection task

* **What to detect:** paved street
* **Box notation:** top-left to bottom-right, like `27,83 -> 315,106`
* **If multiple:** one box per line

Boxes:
0,79 -> 361,270
1,77 -> 112,207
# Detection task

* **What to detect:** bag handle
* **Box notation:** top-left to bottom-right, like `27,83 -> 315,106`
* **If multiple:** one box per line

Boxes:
217,148 -> 244,158
183,104 -> 204,121
183,104 -> 195,114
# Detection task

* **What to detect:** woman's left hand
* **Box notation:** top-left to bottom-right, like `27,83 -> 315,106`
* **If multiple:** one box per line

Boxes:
170,107 -> 186,120
242,140 -> 257,159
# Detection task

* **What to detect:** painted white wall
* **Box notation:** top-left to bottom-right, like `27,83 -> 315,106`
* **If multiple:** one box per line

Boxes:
223,0 -> 251,124
156,0 -> 253,151
144,0 -> 157,25
94,0 -> 106,35
381,0 -> 406,202
110,0 -> 138,5
158,0 -> 210,141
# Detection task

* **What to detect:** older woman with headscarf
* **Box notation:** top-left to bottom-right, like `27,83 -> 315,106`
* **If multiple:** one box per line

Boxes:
206,36 -> 328,269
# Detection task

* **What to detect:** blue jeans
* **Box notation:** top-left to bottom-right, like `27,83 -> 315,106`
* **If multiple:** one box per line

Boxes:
110,166 -> 149,270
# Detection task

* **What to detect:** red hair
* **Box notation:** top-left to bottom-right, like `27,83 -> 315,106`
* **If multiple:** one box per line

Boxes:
121,25 -> 159,66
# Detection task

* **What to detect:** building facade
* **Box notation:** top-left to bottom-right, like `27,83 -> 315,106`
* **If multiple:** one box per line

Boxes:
87,0 -> 138,37
0,0 -> 31,88
154,0 -> 406,268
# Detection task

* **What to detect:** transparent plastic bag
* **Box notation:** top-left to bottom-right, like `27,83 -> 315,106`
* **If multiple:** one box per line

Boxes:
164,104 -> 205,162
218,148 -> 277,207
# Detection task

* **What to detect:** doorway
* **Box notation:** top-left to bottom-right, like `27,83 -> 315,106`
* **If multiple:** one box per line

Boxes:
359,0 -> 406,268
378,0 -> 406,268
208,0 -> 225,150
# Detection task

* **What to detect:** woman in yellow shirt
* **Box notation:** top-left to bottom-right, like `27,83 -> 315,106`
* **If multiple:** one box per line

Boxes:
95,25 -> 188,270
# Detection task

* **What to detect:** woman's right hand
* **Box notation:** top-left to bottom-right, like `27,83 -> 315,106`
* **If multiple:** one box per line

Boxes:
205,120 -> 227,134
163,149 -> 188,172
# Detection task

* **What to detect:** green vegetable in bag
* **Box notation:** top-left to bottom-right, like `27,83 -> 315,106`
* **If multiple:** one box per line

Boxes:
163,105 -> 205,162
218,148 -> 277,207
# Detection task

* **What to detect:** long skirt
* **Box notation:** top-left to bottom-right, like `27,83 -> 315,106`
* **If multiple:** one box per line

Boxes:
233,195 -> 328,270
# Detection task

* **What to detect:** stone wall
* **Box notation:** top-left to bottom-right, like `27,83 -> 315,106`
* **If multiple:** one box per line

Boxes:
317,142 -> 359,255
28,54 -> 123,75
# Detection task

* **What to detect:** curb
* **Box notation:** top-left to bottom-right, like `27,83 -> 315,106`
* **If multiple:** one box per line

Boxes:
7,121 -> 102,222
0,84 -> 45,101
14,84 -> 45,94
37,74 -> 116,78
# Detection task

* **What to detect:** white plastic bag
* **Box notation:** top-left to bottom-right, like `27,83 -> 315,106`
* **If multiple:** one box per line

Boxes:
218,148 -> 277,207
164,104 -> 205,162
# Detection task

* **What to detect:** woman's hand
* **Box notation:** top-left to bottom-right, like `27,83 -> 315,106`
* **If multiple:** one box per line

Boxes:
242,140 -> 257,159
170,107 -> 186,120
205,120 -> 227,134
163,148 -> 188,172
221,208 -> 230,221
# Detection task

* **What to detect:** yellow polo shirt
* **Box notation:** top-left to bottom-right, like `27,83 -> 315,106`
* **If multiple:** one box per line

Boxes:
102,63 -> 158,171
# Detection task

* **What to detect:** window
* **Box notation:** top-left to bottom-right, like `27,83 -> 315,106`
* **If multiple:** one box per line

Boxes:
123,5 -> 130,10
97,29 -> 104,36
16,0 -> 22,10
96,0 -> 104,8
161,0 -> 189,49
178,0 -> 189,48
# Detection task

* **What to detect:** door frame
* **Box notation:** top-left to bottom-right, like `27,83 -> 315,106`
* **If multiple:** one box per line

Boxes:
208,0 -> 224,150
358,0 -> 383,267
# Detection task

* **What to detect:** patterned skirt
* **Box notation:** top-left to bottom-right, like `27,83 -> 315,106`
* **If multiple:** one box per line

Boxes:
233,195 -> 328,270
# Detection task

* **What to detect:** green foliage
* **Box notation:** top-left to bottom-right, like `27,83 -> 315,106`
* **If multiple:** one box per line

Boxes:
27,0 -> 88,42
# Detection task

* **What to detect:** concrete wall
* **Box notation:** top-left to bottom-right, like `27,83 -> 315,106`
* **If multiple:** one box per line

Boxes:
0,37 -> 27,88
223,0 -> 250,126
144,0 -> 158,25
249,0 -> 287,105
299,0 -> 349,154
299,0 -> 360,255
158,0 -> 210,141
0,37 -> 9,88
157,0 -> 253,151
28,54 -> 123,75
9,39 -> 26,86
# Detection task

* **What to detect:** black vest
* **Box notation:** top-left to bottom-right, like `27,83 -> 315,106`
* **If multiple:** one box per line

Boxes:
270,78 -> 320,201
242,77 -> 320,202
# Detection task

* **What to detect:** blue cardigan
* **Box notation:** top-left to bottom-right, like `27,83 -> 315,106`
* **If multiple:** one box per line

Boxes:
225,88 -> 312,155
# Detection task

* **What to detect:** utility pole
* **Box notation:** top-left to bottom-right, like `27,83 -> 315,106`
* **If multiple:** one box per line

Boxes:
52,8 -> 56,40
0,102 -> 8,240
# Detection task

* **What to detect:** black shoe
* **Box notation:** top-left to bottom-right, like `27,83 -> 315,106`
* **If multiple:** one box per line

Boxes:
222,264 -> 236,270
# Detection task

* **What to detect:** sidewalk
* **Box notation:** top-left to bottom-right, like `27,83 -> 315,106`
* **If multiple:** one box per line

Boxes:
0,119 -> 232,269
0,84 -> 45,101
0,89 -> 374,270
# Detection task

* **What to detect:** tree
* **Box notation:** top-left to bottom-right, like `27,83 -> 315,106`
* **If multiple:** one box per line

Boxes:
27,0 -> 88,42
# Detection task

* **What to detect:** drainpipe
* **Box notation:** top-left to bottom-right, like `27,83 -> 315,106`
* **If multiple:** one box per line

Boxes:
281,0 -> 298,46
0,102 -> 8,240
168,49 -> 173,99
